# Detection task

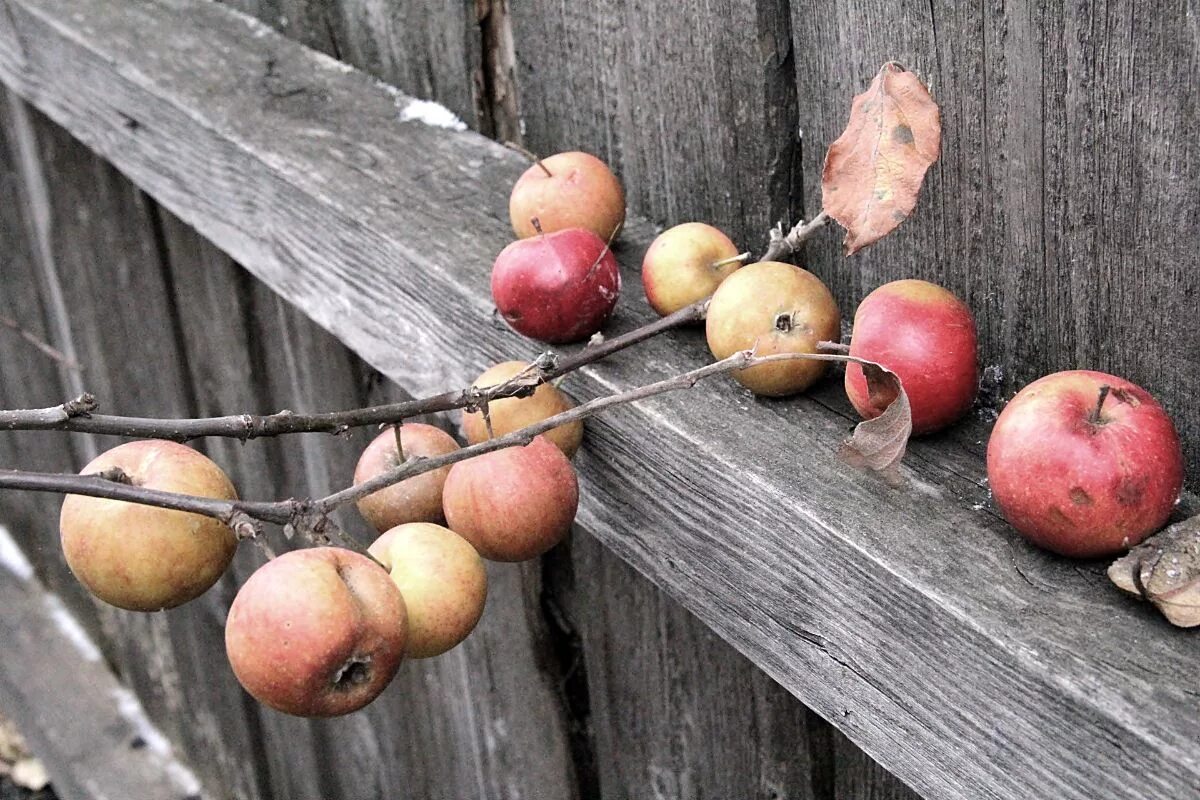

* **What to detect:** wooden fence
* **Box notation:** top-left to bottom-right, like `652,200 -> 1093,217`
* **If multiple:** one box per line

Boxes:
0,1 -> 1196,799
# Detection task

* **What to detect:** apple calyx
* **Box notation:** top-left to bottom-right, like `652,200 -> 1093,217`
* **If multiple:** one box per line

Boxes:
332,656 -> 372,690
90,466 -> 134,485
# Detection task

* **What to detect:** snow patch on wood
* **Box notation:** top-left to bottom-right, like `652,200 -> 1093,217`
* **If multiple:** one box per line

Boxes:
398,99 -> 467,132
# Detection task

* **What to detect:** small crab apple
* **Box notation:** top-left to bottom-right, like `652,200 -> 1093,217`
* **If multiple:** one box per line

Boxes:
59,440 -> 238,612
846,279 -> 978,435
460,360 -> 583,458
642,222 -> 745,316
442,436 -> 578,562
354,423 -> 460,532
705,261 -> 840,396
225,547 -> 407,717
491,227 -> 621,344
986,370 -> 1184,558
509,151 -> 625,241
369,523 -> 487,658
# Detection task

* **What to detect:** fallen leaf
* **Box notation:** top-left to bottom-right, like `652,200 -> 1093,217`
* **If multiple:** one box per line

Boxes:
1108,515 -> 1200,627
822,62 -> 941,255
839,360 -> 912,484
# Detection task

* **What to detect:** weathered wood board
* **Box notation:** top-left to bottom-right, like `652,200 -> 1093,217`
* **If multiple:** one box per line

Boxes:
1,2 -> 1195,799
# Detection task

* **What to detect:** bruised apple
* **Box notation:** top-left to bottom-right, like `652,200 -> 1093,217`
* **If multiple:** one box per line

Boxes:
509,151 -> 625,240
369,523 -> 487,658
491,227 -> 621,344
987,370 -> 1184,558
460,360 -> 583,458
59,440 -> 238,611
846,279 -> 978,435
442,436 -> 578,561
354,423 -> 460,532
642,222 -> 743,316
705,261 -> 840,396
225,548 -> 407,717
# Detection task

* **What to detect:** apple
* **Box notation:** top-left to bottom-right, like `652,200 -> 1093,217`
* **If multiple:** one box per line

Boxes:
368,523 -> 487,658
225,547 -> 407,717
705,260 -> 840,396
491,227 -> 621,344
509,151 -> 625,241
59,440 -> 238,612
642,222 -> 744,316
460,360 -> 583,458
986,370 -> 1184,558
846,279 -> 978,435
354,423 -> 460,532
442,436 -> 578,561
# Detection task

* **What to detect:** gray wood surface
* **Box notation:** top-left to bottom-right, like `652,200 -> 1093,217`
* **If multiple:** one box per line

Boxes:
0,553 -> 205,800
0,1 -> 1195,799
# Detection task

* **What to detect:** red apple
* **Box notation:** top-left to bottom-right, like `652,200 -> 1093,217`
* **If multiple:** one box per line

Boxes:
491,227 -> 621,343
846,279 -> 978,435
442,436 -> 578,561
369,523 -> 487,658
705,261 -> 841,396
509,151 -> 625,241
642,222 -> 744,316
225,547 -> 407,717
460,360 -> 583,458
986,370 -> 1184,558
59,440 -> 238,611
354,423 -> 460,532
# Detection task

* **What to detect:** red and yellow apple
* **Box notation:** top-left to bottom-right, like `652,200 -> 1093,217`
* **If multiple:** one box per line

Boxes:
642,222 -> 743,316
509,151 -> 625,241
491,227 -> 621,344
442,436 -> 578,562
59,440 -> 238,611
460,360 -> 583,458
354,423 -> 460,532
225,547 -> 407,717
986,370 -> 1184,558
368,523 -> 487,658
846,279 -> 978,435
705,261 -> 840,396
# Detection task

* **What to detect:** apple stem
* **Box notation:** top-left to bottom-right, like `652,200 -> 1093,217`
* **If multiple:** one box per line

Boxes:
531,217 -> 544,236
1090,385 -> 1112,425
392,423 -> 405,463
503,141 -> 552,177
710,252 -> 751,270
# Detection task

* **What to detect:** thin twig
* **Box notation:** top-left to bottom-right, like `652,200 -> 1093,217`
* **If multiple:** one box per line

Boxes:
0,349 -> 887,541
761,211 -> 832,263
0,312 -> 82,372
0,301 -> 707,441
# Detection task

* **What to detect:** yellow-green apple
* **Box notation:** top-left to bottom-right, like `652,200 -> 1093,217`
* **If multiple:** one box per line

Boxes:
642,222 -> 744,316
354,423 -> 460,532
509,151 -> 625,240
225,547 -> 407,717
442,436 -> 578,561
846,279 -> 978,435
460,360 -> 583,458
986,370 -> 1184,558
705,261 -> 840,396
368,523 -> 487,658
491,228 -> 621,343
59,440 -> 238,611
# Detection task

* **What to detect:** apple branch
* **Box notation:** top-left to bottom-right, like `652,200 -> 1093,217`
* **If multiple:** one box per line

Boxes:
0,349 -> 910,542
0,311 -> 81,372
761,211 -> 832,263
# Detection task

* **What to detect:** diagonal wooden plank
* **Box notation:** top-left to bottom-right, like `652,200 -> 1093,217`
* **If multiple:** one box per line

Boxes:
0,2 -> 1197,799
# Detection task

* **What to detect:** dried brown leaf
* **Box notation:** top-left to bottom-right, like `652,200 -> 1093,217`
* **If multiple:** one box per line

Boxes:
839,360 -> 912,484
1108,514 -> 1200,627
821,62 -> 941,255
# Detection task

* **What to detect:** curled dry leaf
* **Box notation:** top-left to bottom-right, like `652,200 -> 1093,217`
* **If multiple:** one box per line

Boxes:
838,359 -> 912,485
822,62 -> 941,255
1108,515 -> 1200,627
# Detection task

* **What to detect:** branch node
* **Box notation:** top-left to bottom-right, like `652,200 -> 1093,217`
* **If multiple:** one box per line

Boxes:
63,393 -> 97,418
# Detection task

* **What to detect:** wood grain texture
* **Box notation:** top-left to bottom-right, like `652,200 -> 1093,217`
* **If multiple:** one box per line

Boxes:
789,0 -> 1200,487
510,0 -> 803,257
0,561 -> 204,800
1,2 -> 1198,799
